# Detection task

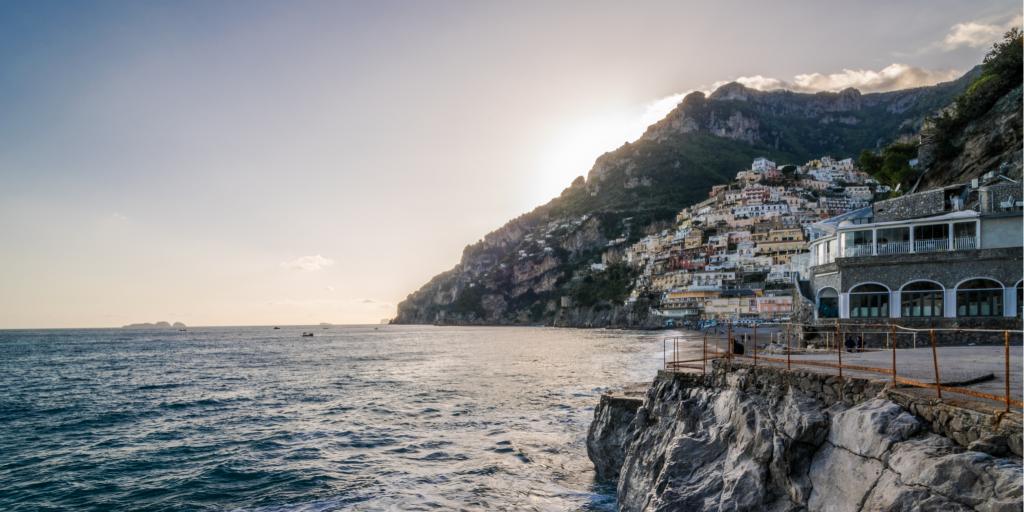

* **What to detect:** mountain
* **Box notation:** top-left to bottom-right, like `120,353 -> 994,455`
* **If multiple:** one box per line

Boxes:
392,69 -> 981,327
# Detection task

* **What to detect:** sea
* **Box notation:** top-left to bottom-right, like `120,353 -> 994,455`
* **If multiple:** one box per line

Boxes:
0,325 -> 678,511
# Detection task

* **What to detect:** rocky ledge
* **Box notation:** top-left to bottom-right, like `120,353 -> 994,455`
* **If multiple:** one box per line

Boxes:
589,364 -> 1022,511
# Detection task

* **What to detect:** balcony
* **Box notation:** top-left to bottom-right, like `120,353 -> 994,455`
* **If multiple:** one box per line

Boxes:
876,241 -> 911,255
843,244 -> 874,257
952,236 -> 977,251
914,238 -> 949,253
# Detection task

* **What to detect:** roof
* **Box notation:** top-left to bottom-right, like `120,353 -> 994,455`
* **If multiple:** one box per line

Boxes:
837,209 -> 978,230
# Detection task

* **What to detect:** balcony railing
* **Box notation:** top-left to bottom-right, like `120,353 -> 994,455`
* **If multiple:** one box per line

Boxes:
876,241 -> 911,255
914,238 -> 949,253
843,244 -> 874,257
952,236 -> 977,251
837,236 -> 978,260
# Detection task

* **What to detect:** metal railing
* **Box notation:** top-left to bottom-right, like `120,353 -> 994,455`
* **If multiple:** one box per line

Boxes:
663,320 -> 1024,413
876,241 -> 911,255
843,244 -> 874,257
952,236 -> 977,251
914,238 -> 949,253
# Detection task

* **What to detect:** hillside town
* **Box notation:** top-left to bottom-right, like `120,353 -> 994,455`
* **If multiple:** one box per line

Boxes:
613,156 -> 890,324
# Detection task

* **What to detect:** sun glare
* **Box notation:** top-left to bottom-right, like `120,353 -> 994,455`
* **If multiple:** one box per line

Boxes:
533,95 -> 686,206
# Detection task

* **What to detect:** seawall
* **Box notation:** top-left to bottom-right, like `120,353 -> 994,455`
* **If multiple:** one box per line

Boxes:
588,362 -> 1023,511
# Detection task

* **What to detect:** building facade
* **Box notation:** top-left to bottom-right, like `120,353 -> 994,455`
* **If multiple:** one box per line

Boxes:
807,181 -> 1023,327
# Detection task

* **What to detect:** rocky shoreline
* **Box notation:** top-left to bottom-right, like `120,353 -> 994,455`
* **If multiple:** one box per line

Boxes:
587,362 -> 1023,511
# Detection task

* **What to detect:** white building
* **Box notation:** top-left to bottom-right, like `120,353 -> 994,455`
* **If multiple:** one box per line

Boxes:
752,157 -> 777,173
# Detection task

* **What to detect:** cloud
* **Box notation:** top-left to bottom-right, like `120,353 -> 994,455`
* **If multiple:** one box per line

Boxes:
280,254 -> 335,271
709,63 -> 961,94
325,285 -> 335,292
638,62 -> 961,134
943,15 -> 1021,50
360,298 -> 376,303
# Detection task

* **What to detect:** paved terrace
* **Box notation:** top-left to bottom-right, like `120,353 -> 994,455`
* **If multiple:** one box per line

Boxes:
663,330 -> 1024,412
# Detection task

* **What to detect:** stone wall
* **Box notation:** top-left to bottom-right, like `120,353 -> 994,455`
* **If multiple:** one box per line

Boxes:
872,188 -> 946,222
979,181 -> 1022,212
831,246 -> 1022,292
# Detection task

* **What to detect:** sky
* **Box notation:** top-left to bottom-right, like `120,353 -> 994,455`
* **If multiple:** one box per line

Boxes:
0,0 -> 1019,328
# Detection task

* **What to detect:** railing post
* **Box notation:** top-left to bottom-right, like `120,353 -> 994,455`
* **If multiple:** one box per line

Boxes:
890,324 -> 897,386
702,332 -> 708,375
727,322 -> 733,359
838,324 -> 843,379
1005,330 -> 1011,413
929,329 -> 942,399
753,324 -> 758,366
786,323 -> 792,371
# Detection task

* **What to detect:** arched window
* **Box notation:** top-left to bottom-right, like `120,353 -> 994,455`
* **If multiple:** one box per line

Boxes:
901,281 -> 944,317
956,279 -> 1004,317
849,283 -> 889,318
817,288 -> 838,318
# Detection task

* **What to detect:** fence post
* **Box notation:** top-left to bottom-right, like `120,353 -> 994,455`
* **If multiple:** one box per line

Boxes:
702,332 -> 708,375
836,320 -> 843,379
929,329 -> 942,399
753,324 -> 758,367
1005,330 -> 1011,413
718,326 -> 723,359
786,323 -> 792,371
727,323 -> 733,359
890,323 -> 897,386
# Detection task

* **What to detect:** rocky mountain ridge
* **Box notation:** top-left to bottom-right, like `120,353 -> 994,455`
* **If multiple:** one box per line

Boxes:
393,68 -> 991,327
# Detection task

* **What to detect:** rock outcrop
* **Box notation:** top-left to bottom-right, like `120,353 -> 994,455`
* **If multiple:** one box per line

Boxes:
588,393 -> 643,481
589,367 -> 1022,511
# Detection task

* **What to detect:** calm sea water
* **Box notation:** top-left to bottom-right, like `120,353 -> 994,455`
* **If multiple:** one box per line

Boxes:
0,325 -> 671,511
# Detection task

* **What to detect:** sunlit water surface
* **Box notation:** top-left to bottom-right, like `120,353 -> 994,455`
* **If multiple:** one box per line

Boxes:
0,325 -> 670,511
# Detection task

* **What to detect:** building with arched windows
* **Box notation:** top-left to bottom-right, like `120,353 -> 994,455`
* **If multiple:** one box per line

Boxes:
806,179 -> 1023,329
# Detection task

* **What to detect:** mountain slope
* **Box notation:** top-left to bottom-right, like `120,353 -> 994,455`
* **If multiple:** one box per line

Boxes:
393,71 -> 976,326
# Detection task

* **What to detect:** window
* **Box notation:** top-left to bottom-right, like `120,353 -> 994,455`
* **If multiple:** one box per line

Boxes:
953,222 -> 976,238
876,227 -> 910,255
914,224 -> 948,240
914,224 -> 949,252
956,279 -> 1004,317
818,288 -> 838,319
901,281 -> 944,317
849,283 -> 889,318
842,230 -> 873,257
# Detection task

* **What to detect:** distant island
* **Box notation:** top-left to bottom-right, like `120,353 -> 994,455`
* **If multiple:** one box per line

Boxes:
122,321 -> 187,329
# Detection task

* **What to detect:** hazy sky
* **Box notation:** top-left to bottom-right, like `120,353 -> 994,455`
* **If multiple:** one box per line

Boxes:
0,0 -> 1019,328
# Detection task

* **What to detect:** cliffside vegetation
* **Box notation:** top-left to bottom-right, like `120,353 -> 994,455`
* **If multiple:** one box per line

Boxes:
856,30 -> 1023,192
932,28 -> 1022,160
857,142 -> 917,189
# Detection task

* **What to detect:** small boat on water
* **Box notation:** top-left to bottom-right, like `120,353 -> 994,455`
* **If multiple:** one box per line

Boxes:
273,326 -> 281,330
301,332 -> 314,337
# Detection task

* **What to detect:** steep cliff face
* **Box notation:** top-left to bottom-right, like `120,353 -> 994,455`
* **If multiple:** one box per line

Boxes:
394,73 -> 974,326
589,368 -> 1023,511
918,85 -> 1023,190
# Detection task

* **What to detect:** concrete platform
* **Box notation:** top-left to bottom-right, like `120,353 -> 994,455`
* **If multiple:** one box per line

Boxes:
663,331 -> 1023,410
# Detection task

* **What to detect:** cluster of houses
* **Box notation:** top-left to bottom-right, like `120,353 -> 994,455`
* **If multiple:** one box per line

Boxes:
600,153 -> 1023,330
616,156 -> 890,323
